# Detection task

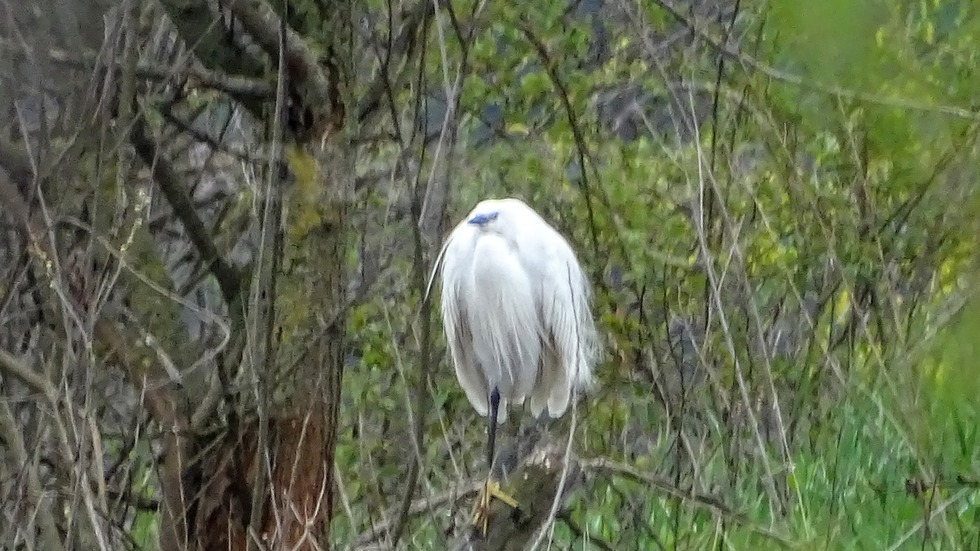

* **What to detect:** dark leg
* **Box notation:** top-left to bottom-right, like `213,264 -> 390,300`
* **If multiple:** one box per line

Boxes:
472,386 -> 517,536
486,386 -> 500,470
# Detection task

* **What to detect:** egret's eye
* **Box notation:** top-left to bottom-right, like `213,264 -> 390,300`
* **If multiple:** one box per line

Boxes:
467,212 -> 499,225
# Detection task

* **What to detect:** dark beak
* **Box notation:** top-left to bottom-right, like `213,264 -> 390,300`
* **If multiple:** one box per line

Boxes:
468,212 -> 498,226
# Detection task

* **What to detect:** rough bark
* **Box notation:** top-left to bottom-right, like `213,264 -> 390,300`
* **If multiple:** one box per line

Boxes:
189,415 -> 331,551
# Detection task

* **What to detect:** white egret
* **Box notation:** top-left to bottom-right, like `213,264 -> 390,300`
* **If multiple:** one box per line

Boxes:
427,197 -> 598,533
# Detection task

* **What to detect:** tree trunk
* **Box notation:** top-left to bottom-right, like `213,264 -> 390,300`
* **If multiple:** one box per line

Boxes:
148,1 -> 353,548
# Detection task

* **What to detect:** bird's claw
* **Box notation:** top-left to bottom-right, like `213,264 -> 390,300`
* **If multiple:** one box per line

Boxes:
471,478 -> 519,536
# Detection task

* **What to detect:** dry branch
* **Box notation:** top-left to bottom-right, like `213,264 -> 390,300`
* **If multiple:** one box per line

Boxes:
224,0 -> 344,136
0,38 -> 274,100
130,114 -> 243,302
156,0 -> 266,80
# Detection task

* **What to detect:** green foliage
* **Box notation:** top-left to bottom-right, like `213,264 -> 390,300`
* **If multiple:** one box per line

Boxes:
334,0 -> 980,548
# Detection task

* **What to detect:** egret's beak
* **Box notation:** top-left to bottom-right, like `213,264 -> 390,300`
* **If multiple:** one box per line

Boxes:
468,212 -> 498,226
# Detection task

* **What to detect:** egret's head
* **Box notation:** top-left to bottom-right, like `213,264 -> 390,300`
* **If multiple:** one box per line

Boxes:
464,198 -> 527,235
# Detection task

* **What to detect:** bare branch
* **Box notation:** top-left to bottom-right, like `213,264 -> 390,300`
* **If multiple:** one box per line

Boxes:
224,0 -> 342,133
0,38 -> 274,100
0,349 -> 55,403
130,113 -> 243,302
156,0 -> 266,79
356,0 -> 434,125
0,392 -> 64,550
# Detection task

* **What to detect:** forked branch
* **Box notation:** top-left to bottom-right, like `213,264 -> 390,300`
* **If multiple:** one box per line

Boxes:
130,114 -> 243,303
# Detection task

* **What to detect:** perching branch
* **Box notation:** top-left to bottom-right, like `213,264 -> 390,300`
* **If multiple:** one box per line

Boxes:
350,443 -> 583,551
451,445 -> 584,551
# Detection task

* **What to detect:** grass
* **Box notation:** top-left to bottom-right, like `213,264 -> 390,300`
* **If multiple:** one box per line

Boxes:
549,389 -> 978,550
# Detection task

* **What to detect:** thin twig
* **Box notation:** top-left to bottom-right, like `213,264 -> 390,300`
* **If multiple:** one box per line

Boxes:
350,481 -> 482,548
650,0 -> 979,120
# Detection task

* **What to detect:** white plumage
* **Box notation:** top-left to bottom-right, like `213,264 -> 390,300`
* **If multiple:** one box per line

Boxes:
429,197 -> 598,424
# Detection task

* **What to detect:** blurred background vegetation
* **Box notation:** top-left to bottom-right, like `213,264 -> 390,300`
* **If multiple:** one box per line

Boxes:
0,0 -> 978,549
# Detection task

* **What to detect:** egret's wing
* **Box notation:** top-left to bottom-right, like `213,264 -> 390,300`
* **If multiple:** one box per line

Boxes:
440,229 -> 491,416
442,290 -> 490,416
535,243 -> 597,417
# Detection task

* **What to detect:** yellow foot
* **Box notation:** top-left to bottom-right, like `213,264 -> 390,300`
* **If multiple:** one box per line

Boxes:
471,477 -> 519,535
